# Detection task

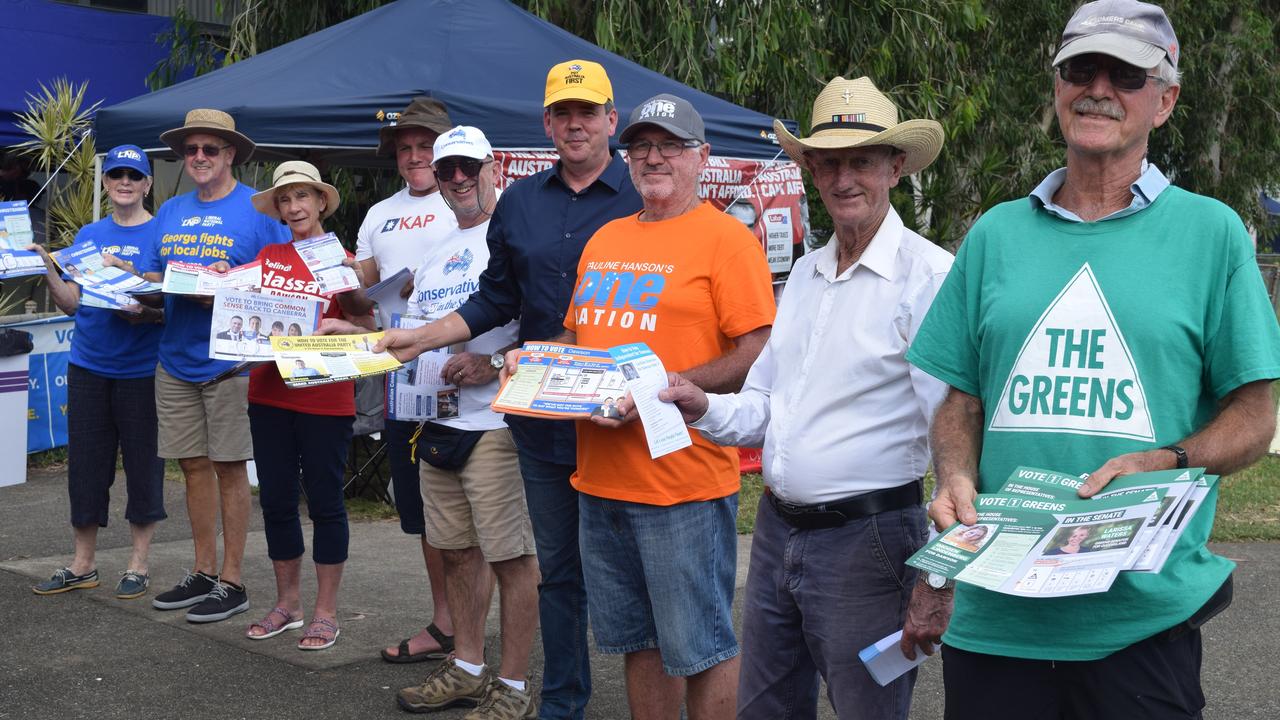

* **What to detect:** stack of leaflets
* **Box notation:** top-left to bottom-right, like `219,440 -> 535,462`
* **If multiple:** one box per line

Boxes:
493,342 -> 692,459
208,288 -> 323,362
270,332 -> 402,388
385,314 -> 459,421
365,266 -> 413,307
0,201 -> 45,279
51,240 -> 162,312
907,467 -> 1214,598
163,260 -> 261,295
163,233 -> 358,297
491,343 -> 627,419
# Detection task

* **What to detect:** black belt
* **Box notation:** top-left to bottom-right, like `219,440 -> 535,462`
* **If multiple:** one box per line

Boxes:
767,480 -> 923,530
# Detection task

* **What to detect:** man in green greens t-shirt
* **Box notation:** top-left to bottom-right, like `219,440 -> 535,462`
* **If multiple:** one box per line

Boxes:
902,1 -> 1280,717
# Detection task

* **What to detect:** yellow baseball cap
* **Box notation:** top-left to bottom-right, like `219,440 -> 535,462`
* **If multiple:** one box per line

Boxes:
544,60 -> 613,107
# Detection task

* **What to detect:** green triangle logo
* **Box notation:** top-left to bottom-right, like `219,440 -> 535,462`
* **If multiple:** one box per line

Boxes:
990,263 -> 1155,441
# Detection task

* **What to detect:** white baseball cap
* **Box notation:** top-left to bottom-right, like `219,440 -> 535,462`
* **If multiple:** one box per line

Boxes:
432,125 -> 493,162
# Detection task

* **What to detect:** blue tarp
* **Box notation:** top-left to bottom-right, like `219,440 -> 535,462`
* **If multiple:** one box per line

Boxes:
2,1 -> 175,147
96,0 -> 793,162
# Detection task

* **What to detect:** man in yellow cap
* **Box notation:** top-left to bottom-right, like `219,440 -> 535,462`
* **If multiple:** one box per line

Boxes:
368,60 -> 642,719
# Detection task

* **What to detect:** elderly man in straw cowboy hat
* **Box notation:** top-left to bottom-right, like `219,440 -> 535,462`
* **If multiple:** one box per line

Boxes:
905,1 -> 1280,717
127,108 -> 290,623
661,76 -> 952,719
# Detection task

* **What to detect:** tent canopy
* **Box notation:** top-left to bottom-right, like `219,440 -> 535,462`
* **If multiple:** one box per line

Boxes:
96,0 -> 793,165
3,1 -> 176,148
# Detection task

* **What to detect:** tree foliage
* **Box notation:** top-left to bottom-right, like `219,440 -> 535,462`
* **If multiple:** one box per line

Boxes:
152,0 -> 1280,246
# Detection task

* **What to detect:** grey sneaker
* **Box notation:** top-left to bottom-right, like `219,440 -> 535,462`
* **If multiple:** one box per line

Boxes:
397,658 -> 490,713
152,571 -> 217,610
115,570 -> 150,599
463,679 -> 537,720
185,580 -> 249,623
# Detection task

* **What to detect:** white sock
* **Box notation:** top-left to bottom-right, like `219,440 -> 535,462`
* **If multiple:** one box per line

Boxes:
499,677 -> 526,692
454,658 -> 485,676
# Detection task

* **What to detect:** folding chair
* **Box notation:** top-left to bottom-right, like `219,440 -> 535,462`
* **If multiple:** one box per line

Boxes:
344,375 -> 392,504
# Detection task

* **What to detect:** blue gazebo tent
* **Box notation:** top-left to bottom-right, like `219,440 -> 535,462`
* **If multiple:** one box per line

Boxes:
95,0 -> 794,165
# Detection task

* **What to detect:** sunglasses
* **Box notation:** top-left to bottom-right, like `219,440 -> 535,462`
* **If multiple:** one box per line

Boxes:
184,143 -> 231,157
1058,57 -> 1161,91
106,168 -> 146,182
434,157 -> 490,179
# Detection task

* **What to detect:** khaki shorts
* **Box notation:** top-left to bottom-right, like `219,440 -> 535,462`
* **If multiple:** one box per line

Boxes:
420,427 -> 536,562
155,364 -> 253,461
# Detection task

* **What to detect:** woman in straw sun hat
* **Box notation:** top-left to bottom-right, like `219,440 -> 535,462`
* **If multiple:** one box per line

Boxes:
241,161 -> 374,650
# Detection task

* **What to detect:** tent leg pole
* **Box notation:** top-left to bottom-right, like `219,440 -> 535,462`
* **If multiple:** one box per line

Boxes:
92,154 -> 102,222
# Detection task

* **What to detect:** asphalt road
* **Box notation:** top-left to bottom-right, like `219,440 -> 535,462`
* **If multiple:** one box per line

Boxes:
1,467 -> 1275,719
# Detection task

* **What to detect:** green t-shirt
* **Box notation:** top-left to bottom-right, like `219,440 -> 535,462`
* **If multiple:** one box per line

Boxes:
907,186 -> 1280,660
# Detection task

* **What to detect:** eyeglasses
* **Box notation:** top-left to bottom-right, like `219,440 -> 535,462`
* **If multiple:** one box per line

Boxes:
625,139 -> 701,160
106,168 -> 146,182
183,143 -> 231,157
433,157 -> 490,180
1058,57 -> 1161,91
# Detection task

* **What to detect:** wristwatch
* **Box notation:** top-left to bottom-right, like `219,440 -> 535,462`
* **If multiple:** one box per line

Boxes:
925,572 -> 955,592
1161,444 -> 1188,469
489,352 -> 505,370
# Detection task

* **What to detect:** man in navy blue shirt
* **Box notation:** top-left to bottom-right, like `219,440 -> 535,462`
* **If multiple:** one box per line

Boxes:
366,60 -> 642,719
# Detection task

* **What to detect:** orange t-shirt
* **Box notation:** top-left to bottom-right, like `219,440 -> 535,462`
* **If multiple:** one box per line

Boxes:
564,201 -> 775,505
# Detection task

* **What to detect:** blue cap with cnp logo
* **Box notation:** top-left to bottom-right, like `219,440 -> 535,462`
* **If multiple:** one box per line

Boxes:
103,144 -> 152,177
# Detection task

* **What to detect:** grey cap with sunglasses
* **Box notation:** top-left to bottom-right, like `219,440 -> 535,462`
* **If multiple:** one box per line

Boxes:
1053,0 -> 1179,71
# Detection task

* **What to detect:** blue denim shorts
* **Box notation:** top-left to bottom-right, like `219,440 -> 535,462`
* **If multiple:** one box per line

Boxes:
579,492 -> 740,677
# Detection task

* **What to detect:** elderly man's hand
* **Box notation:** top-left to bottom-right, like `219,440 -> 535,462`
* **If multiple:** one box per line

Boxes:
590,393 -> 639,429
900,578 -> 952,660
317,318 -> 366,336
440,352 -> 497,387
497,348 -> 522,386
657,372 -> 709,424
929,475 -> 978,532
1078,449 -> 1173,498
400,277 -> 415,299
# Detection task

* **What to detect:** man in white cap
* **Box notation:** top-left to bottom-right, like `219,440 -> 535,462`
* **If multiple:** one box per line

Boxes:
395,125 -> 538,719
906,1 -> 1280,717
355,96 -> 459,667
137,108 -> 290,622
660,77 -> 951,719
364,60 -> 642,718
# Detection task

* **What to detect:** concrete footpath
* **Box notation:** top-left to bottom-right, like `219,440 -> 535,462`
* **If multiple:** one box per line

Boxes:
1,467 -> 1277,719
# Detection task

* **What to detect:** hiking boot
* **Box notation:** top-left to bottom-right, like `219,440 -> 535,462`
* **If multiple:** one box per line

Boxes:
185,580 -> 249,623
152,571 -> 217,610
397,658 -> 490,713
463,679 -> 537,720
32,567 -> 99,595
115,570 -> 150,599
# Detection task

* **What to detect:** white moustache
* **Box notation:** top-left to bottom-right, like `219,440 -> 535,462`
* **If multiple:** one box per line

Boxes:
1072,98 -> 1125,120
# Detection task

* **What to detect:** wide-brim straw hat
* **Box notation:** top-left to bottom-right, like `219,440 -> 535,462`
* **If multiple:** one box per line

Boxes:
775,76 -> 943,175
251,161 -> 340,220
160,108 -> 257,166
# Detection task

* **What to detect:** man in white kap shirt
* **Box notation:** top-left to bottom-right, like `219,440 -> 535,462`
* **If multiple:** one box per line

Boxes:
659,77 -> 952,720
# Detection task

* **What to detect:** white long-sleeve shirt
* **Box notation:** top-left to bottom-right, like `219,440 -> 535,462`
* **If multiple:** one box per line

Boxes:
691,207 -> 952,504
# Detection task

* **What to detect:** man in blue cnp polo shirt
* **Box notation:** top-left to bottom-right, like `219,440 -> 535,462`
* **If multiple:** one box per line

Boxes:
138,109 -> 289,624
362,60 -> 642,719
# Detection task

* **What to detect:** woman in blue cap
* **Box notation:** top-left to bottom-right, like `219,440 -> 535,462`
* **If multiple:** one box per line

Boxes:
30,144 -> 167,600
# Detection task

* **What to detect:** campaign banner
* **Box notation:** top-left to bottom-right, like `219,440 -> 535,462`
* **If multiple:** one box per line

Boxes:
2,315 -> 74,453
492,151 -> 808,274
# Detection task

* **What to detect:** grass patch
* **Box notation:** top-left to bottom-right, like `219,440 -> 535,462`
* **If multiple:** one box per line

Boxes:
27,448 -> 68,468
346,496 -> 399,522
734,462 -> 1280,543
1212,455 -> 1280,541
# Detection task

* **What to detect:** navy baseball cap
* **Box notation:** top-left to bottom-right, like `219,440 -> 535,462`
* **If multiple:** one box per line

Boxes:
103,145 -> 152,176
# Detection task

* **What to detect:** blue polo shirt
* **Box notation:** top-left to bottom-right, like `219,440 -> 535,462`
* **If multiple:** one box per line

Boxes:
457,153 -> 642,464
